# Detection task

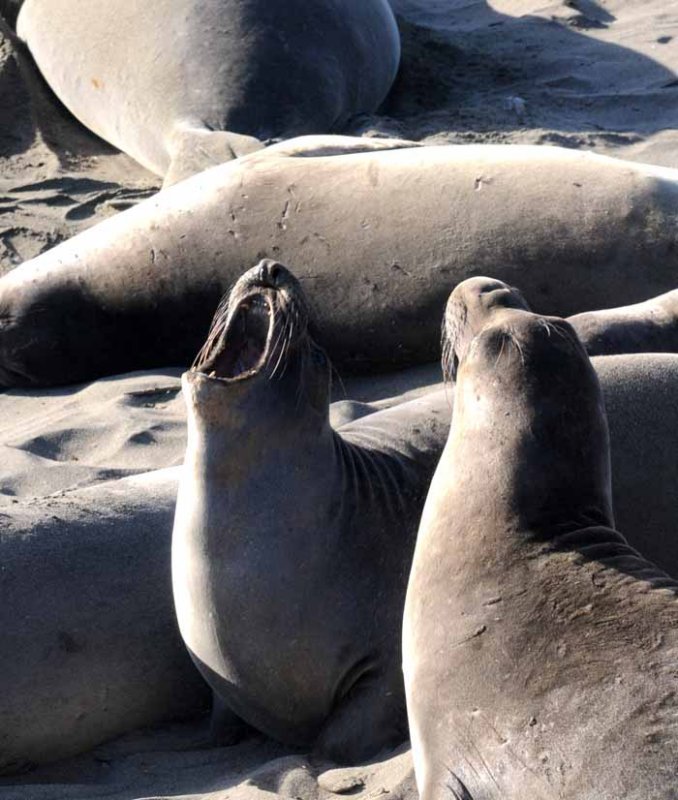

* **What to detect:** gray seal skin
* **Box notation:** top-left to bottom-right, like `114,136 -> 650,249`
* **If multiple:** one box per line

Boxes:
4,138 -> 678,388
445,277 -> 678,367
569,287 -> 678,356
404,283 -> 678,800
3,285 -> 678,776
439,276 -> 678,573
16,0 -> 400,183
172,260 -> 448,763
0,467 -> 208,776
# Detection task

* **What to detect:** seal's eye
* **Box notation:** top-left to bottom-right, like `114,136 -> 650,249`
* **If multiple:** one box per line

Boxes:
311,347 -> 327,367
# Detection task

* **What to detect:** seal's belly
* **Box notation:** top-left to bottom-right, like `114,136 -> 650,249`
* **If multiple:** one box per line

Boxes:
172,481 -> 358,744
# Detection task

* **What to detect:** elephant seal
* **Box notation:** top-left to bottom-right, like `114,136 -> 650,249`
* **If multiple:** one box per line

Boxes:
0,467 -> 208,776
4,138 -> 678,388
5,280 -> 678,777
404,284 -> 678,800
172,260 -> 448,763
569,287 -> 678,356
15,0 -> 400,183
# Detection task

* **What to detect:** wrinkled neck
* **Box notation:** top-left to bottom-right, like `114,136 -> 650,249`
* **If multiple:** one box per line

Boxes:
183,373 -> 331,478
446,349 -> 614,547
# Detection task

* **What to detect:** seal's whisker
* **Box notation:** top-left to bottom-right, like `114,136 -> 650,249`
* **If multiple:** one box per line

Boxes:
278,314 -> 300,380
192,316 -> 227,370
270,311 -> 296,380
190,289 -> 236,370
330,361 -> 347,399
269,313 -> 291,378
295,341 -> 310,408
441,332 -> 455,385
268,318 -> 289,377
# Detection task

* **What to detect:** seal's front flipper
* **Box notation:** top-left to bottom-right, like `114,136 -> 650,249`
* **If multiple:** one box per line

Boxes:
263,134 -> 421,160
164,127 -> 264,187
209,691 -> 251,746
314,674 -> 407,764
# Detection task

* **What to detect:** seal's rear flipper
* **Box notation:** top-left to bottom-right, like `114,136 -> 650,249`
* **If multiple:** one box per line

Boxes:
164,127 -> 264,187
209,691 -> 252,746
313,675 -> 407,764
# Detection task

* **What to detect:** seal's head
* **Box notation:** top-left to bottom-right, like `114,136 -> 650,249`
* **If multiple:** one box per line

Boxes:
443,276 -> 530,382
440,275 -> 613,532
183,259 -> 331,435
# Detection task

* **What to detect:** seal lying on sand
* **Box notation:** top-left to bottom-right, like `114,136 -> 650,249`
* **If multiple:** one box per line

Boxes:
172,261 -> 448,763
15,1 -> 400,183
570,287 -> 678,356
404,284 -> 678,800
0,467 -> 208,776
3,138 -> 678,388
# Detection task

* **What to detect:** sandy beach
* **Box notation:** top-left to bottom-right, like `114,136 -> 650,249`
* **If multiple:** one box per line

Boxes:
1,1 -> 677,797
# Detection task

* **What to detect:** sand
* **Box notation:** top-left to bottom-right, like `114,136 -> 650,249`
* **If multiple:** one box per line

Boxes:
0,0 -> 677,797
0,729 -> 415,800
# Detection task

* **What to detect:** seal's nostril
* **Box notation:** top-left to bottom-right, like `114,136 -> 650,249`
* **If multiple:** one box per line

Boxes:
256,259 -> 282,286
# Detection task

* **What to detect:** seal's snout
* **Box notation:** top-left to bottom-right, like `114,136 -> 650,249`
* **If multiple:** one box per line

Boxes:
442,276 -> 532,382
246,259 -> 302,296
459,276 -> 530,312
256,259 -> 283,287
190,260 -> 313,387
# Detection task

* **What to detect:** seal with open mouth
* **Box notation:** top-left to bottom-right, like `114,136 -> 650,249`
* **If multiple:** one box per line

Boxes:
403,284 -> 678,800
171,259 -> 448,763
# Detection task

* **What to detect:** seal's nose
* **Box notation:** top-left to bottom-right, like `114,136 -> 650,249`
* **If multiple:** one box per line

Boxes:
257,259 -> 284,287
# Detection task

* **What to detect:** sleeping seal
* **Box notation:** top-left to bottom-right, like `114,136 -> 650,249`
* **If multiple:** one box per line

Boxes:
404,282 -> 678,799
172,261 -> 447,763
569,287 -> 678,356
16,1 -> 400,183
3,138 -> 678,388
0,467 -> 207,776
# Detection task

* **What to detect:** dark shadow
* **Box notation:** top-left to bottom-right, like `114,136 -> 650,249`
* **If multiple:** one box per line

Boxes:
551,523 -> 678,592
0,0 -> 21,30
0,26 -> 32,158
381,0 -> 678,145
0,719 -> 285,799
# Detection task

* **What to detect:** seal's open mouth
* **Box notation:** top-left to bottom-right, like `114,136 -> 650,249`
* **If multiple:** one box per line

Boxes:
192,291 -> 274,381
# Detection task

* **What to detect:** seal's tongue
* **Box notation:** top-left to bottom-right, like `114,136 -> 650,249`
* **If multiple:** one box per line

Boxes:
194,293 -> 272,379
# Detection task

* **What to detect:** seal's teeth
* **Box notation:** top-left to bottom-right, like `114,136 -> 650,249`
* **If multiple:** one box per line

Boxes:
209,370 -> 216,377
